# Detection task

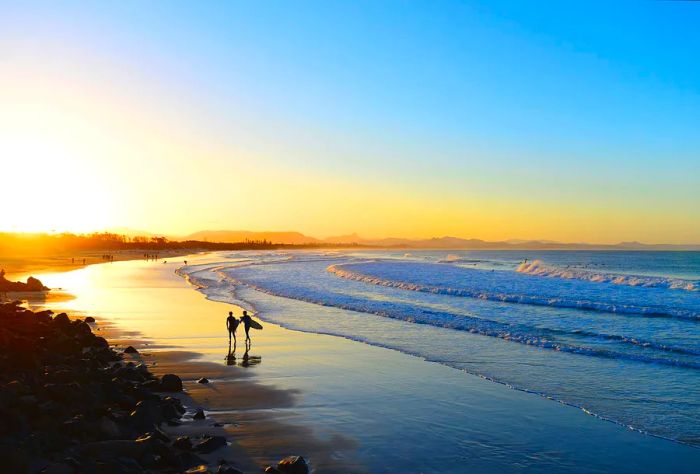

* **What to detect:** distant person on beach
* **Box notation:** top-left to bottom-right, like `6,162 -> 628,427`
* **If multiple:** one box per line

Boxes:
240,310 -> 253,346
226,311 -> 240,346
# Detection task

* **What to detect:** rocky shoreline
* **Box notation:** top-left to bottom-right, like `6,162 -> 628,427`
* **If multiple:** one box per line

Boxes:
0,302 -> 308,474
0,271 -> 48,292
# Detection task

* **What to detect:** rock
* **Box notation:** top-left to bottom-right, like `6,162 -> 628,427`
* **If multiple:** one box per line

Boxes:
193,435 -> 226,453
53,313 -> 70,325
91,336 -> 110,349
178,452 -> 208,470
63,457 -> 81,469
217,465 -> 244,474
111,457 -> 144,472
163,396 -> 186,414
0,303 -> 200,474
84,316 -> 96,323
160,373 -> 183,392
5,447 -> 31,472
134,434 -> 170,460
148,427 -> 172,443
192,408 -> 206,420
79,440 -> 146,459
124,346 -> 139,354
6,379 -> 30,396
197,377 -> 210,384
0,274 -> 48,292
130,399 -> 163,429
41,462 -> 74,474
185,465 -> 210,474
276,456 -> 309,474
265,468 -> 282,474
140,379 -> 161,391
173,436 -> 193,451
26,276 -> 49,291
97,416 -> 123,438
159,404 -> 182,422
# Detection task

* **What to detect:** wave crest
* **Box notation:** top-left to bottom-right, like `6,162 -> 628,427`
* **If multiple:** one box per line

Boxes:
327,263 -> 700,320
516,260 -> 698,291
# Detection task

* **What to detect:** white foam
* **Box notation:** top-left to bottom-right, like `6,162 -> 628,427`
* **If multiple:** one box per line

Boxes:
517,260 -> 698,291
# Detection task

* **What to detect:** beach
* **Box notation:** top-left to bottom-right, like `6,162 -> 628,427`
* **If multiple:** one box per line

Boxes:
9,252 -> 697,472
1,249 -> 187,281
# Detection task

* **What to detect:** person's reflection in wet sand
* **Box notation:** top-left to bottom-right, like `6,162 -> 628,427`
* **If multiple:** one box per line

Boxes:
226,338 -> 236,365
240,348 -> 262,368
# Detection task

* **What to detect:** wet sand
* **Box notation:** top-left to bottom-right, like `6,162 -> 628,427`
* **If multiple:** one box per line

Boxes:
19,255 -> 700,473
1,249 -> 190,282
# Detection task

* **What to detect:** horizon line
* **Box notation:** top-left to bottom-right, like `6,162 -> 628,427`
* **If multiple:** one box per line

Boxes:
2,228 -> 700,248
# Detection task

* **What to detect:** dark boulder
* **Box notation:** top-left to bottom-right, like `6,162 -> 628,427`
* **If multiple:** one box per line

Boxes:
276,456 -> 309,474
197,377 -> 209,384
177,452 -> 208,470
53,313 -> 71,326
217,465 -> 244,474
141,379 -> 162,391
130,400 -> 163,430
193,435 -> 226,453
159,374 -> 182,392
124,346 -> 139,354
192,408 -> 206,420
84,316 -> 96,323
185,465 -> 209,474
173,436 -> 193,451
0,274 -> 48,292
25,276 -> 49,291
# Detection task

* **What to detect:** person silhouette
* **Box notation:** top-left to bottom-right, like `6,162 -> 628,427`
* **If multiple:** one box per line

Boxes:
226,311 -> 240,352
240,310 -> 253,348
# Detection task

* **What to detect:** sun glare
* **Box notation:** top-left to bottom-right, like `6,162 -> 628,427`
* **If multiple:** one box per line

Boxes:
1,131 -> 114,233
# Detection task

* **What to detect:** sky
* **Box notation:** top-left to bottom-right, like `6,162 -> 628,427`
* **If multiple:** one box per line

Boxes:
1,0 -> 699,243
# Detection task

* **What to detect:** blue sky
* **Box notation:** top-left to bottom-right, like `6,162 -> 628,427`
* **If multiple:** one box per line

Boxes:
1,1 -> 699,242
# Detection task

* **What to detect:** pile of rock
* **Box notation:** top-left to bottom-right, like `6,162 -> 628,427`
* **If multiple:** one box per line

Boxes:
0,270 -> 49,292
0,302 -> 233,473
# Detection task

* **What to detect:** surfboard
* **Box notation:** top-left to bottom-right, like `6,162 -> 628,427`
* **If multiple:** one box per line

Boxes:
249,319 -> 263,330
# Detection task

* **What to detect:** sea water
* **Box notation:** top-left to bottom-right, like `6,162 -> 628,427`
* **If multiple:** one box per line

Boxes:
180,250 -> 700,448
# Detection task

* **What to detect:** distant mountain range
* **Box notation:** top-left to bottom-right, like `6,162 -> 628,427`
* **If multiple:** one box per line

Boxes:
180,230 -> 700,250
183,230 -> 319,245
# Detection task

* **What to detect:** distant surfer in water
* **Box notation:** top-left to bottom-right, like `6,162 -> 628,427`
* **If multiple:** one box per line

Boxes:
226,311 -> 240,350
240,310 -> 253,347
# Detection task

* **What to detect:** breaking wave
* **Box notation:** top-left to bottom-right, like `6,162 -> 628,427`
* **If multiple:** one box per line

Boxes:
516,260 -> 698,291
327,263 -> 700,320
218,273 -> 700,370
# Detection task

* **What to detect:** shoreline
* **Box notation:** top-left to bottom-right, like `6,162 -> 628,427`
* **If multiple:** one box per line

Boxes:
5,266 -> 312,472
17,253 -> 700,473
0,249 -> 197,282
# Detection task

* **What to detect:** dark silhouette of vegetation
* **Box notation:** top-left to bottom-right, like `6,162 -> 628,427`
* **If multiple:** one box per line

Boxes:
0,232 -> 365,255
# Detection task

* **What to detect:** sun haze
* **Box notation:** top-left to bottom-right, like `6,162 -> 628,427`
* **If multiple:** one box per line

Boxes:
1,1 -> 699,244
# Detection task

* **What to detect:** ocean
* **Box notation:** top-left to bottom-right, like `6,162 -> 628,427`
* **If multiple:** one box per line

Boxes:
180,250 -> 700,449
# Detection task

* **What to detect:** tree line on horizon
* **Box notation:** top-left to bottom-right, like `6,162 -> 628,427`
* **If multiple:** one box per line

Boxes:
0,232 -> 361,255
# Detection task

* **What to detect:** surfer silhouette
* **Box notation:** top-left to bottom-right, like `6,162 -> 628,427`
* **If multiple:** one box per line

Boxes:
227,311 -> 240,353
240,310 -> 253,347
